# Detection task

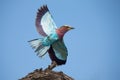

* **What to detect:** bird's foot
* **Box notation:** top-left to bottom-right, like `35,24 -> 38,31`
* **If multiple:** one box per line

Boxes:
45,61 -> 57,71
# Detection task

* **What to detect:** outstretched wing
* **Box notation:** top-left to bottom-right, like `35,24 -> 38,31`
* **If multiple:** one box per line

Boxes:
52,40 -> 68,60
36,5 -> 57,36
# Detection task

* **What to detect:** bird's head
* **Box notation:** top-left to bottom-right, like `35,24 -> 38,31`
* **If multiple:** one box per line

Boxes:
57,25 -> 74,38
58,25 -> 74,33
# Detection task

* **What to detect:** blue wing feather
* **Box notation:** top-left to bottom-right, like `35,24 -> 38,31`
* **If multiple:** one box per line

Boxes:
52,40 -> 68,60
36,5 -> 57,36
41,12 -> 57,36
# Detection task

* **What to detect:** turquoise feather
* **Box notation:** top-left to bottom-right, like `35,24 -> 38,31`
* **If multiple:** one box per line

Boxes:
52,40 -> 68,60
42,31 -> 59,46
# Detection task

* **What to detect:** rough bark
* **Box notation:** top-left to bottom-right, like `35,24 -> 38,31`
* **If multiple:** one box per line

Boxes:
19,68 -> 74,80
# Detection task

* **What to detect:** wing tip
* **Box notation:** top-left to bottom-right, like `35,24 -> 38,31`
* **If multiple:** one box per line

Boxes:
36,5 -> 49,25
37,5 -> 49,15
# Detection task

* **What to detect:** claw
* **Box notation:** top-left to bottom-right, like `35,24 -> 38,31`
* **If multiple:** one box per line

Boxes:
45,61 -> 57,70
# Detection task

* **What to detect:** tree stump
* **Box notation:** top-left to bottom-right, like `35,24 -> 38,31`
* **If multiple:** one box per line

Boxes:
20,68 -> 74,80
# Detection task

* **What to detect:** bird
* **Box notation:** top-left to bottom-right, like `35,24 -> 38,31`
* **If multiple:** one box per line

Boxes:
28,5 -> 74,70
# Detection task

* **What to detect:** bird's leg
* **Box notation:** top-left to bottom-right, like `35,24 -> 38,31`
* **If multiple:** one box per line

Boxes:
46,61 -> 57,70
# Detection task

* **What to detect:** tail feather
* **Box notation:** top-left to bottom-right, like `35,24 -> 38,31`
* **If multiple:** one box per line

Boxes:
35,45 -> 44,52
28,39 -> 43,49
28,38 -> 50,57
36,46 -> 50,57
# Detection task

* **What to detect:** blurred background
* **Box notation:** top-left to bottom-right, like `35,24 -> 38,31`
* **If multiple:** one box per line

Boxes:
0,0 -> 120,80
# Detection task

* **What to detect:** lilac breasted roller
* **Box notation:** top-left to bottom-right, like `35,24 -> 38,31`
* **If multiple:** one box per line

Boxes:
28,5 -> 74,70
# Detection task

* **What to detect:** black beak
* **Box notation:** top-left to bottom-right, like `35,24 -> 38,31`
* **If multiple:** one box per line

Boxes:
70,27 -> 74,29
